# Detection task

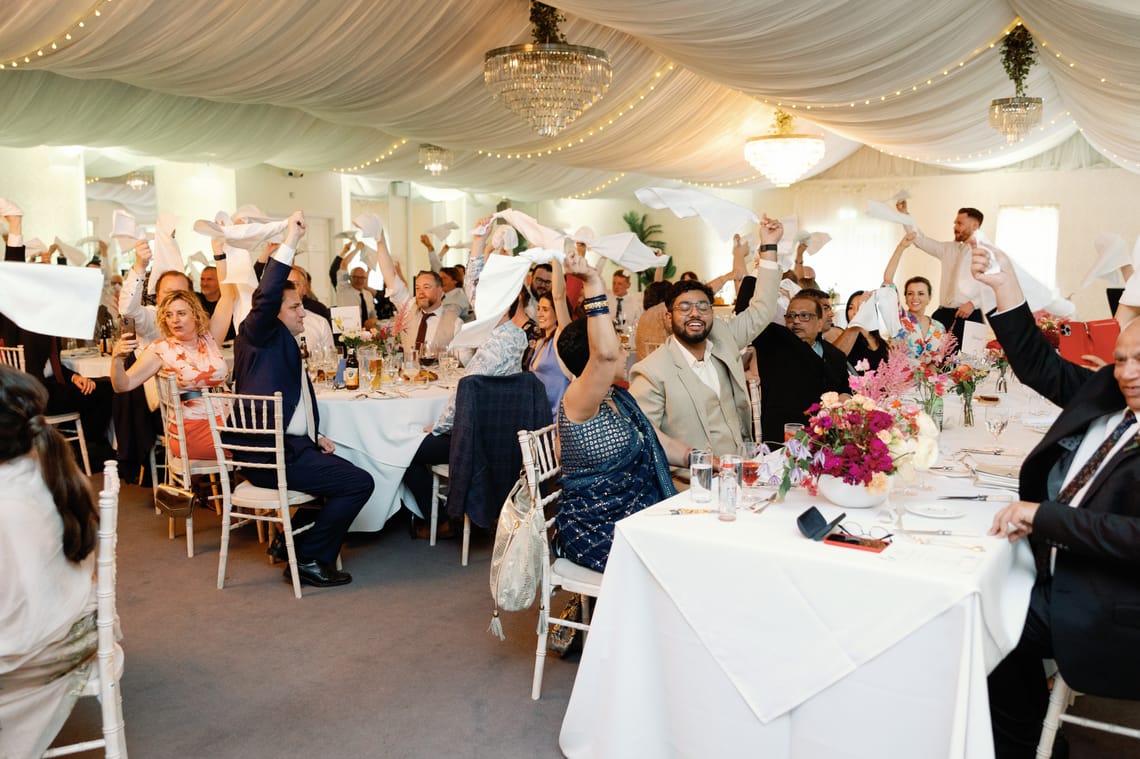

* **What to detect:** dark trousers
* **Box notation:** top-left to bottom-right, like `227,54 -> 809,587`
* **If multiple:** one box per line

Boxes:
932,305 -> 983,353
245,444 -> 373,564
46,377 -> 115,461
402,432 -> 451,520
988,579 -> 1053,759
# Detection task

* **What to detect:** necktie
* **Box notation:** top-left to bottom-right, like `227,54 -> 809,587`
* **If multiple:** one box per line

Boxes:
299,363 -> 317,442
1057,410 -> 1136,504
615,297 -> 624,324
359,291 -> 369,326
415,311 -> 434,350
49,336 -> 67,385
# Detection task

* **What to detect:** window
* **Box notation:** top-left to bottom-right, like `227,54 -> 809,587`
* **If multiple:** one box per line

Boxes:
994,206 -> 1059,290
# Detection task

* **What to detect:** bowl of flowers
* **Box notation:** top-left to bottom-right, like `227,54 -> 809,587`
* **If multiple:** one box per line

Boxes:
779,392 -> 939,508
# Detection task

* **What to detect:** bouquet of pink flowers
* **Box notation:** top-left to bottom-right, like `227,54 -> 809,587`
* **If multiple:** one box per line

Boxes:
779,392 -> 939,499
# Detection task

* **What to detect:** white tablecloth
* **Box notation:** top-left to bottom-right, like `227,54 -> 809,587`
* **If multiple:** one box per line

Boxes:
561,379 -> 1048,759
60,348 -> 111,377
316,384 -> 450,532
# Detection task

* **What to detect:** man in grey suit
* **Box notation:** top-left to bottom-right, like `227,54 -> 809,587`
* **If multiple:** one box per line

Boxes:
629,221 -> 782,456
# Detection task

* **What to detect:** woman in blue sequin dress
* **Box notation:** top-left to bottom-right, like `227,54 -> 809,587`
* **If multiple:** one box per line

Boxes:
553,251 -> 690,571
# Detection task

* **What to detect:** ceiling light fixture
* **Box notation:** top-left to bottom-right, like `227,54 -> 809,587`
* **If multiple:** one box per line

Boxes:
484,1 -> 611,137
989,23 -> 1042,143
125,171 -> 150,191
418,144 -> 452,175
744,110 -> 825,187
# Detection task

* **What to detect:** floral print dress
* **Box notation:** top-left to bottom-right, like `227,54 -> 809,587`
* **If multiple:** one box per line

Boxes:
152,333 -> 229,459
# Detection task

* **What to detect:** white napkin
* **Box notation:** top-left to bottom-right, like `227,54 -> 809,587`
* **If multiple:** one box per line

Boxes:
865,199 -> 915,228
233,204 -> 274,224
25,238 -> 48,262
53,237 -> 87,267
800,232 -> 831,256
193,213 -> 287,251
875,286 -> 903,337
776,215 -> 798,266
586,232 -> 668,273
1082,233 -> 1130,289
0,261 -> 103,338
1123,238 -> 1140,308
490,225 -> 519,252
892,189 -> 911,202
148,211 -> 184,295
635,186 -> 759,242
450,254 -> 531,349
188,250 -> 211,269
334,229 -> 357,240
848,293 -> 880,332
111,209 -> 152,252
425,221 -> 458,242
353,212 -> 385,243
0,197 -> 23,217
975,239 -> 1076,317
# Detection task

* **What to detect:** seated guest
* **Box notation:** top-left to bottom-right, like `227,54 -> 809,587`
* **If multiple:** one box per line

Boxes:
797,287 -> 842,343
119,238 -> 207,346
606,269 -> 642,330
529,260 -> 573,420
634,280 -> 673,361
375,237 -> 462,354
335,242 -> 379,329
439,266 -> 471,322
742,291 -> 851,443
110,287 -> 233,460
287,266 -> 335,356
977,246 -> 1140,758
883,231 -> 946,358
554,250 -> 688,571
291,264 -> 333,325
196,265 -> 236,341
0,365 -> 100,757
403,291 -> 532,539
631,226 -> 781,457
1,207 -> 114,463
233,212 -> 372,587
832,290 -> 888,372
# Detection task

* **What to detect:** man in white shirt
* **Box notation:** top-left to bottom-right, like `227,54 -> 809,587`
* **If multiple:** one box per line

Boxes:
334,243 -> 378,329
607,269 -> 643,330
896,198 -> 984,350
374,237 -> 461,353
118,241 -> 195,346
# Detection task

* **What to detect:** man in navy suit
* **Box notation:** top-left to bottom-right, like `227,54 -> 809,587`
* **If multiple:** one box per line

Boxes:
977,245 -> 1140,757
233,211 -> 372,587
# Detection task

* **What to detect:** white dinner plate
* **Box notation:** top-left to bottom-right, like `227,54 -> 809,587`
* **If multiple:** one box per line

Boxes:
906,503 -> 965,519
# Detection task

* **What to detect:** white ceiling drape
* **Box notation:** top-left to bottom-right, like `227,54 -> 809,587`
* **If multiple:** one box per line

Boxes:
0,0 -> 1136,199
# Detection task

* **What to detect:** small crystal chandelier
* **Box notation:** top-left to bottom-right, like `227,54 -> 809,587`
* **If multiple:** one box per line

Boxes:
484,2 -> 611,137
989,23 -> 1042,144
744,110 -> 826,187
418,144 -> 452,176
125,171 -> 150,190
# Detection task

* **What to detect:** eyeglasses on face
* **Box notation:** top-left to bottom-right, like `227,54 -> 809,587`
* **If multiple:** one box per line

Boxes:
784,311 -> 818,323
673,301 -> 712,314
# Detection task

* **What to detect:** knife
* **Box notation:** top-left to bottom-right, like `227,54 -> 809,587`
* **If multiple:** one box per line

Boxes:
899,529 -> 981,537
937,494 -> 1014,501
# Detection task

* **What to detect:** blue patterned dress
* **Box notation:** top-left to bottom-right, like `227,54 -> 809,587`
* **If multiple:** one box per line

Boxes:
555,386 -> 677,571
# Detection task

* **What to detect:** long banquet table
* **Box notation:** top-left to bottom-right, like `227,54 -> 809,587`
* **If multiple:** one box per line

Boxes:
316,384 -> 450,532
560,381 -> 1054,759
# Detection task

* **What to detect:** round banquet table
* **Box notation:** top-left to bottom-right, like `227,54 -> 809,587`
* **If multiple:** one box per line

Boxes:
315,384 -> 450,532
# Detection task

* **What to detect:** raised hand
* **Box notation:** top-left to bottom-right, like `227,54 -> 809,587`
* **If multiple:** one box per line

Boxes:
132,239 -> 152,268
284,211 -> 306,248
563,248 -> 600,284
758,215 -> 784,247
419,233 -> 433,250
895,199 -> 909,214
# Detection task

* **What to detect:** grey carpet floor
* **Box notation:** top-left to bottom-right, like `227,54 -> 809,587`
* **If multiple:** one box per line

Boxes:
49,478 -> 1140,758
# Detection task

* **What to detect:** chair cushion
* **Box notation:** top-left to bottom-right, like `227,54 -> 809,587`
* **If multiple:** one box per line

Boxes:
168,457 -> 221,475
430,463 -> 449,477
552,557 -> 603,593
231,480 -> 317,507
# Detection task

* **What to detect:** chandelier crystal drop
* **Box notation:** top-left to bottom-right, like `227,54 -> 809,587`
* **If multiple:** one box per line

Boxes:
484,3 -> 611,137
990,23 -> 1042,143
418,144 -> 452,175
744,110 -> 825,187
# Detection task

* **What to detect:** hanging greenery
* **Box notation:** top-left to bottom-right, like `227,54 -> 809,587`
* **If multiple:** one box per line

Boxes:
1000,24 -> 1037,98
530,2 -> 567,44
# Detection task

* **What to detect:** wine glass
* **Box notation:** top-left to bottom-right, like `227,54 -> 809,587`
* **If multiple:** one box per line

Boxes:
419,345 -> 439,369
985,407 -> 1010,445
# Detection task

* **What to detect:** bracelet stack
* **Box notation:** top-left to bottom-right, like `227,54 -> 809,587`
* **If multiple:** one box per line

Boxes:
582,294 -> 610,318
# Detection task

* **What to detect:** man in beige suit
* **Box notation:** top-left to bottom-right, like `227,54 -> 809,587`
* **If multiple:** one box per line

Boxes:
630,222 -> 782,456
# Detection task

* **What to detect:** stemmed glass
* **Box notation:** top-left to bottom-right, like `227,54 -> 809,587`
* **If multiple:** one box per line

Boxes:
985,407 -> 1010,445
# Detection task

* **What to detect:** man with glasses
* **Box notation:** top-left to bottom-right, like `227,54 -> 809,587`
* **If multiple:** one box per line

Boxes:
744,292 -> 851,443
629,223 -> 782,457
525,263 -> 554,320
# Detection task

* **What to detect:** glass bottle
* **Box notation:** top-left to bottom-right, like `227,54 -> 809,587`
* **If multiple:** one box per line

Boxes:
344,347 -> 360,390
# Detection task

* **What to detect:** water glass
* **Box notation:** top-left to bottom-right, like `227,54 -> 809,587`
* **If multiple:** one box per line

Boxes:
718,454 -> 743,522
438,351 -> 459,379
401,349 -> 420,382
784,423 -> 804,442
690,450 -> 713,504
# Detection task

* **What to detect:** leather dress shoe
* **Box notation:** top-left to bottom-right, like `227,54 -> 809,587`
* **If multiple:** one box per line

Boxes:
267,533 -> 288,563
414,519 -> 457,541
285,559 -> 352,587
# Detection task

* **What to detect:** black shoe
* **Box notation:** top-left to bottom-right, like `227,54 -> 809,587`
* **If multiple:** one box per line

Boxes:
414,519 -> 457,541
285,559 -> 352,587
267,533 -> 288,563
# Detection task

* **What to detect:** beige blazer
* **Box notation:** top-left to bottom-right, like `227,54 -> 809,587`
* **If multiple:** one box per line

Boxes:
629,266 -> 779,456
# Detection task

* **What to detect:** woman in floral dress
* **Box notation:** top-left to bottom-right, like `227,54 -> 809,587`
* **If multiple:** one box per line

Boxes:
883,231 -> 946,358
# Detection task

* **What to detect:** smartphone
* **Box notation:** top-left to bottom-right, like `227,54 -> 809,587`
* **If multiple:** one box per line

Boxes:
823,533 -> 891,553
121,317 -> 136,341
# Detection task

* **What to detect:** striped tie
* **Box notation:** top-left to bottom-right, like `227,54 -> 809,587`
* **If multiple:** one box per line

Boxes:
1056,410 -> 1136,504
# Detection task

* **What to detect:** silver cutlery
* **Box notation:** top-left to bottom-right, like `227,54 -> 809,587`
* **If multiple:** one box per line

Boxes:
937,494 -> 1014,501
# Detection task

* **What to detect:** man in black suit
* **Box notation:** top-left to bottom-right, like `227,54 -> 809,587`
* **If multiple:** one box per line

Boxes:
232,211 -> 372,588
978,246 -> 1140,758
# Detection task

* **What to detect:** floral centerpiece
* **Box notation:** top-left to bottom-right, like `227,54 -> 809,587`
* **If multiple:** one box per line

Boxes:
778,392 -> 939,504
986,340 -> 1011,392
949,361 -> 989,427
334,319 -> 375,352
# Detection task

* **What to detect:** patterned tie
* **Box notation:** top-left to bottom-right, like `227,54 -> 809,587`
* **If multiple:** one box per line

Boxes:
1056,410 -> 1136,504
414,311 -> 434,350
615,297 -> 624,324
359,291 -> 369,326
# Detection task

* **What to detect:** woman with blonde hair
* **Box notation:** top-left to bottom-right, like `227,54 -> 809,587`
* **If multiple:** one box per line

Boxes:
0,365 -> 100,757
112,283 -> 233,459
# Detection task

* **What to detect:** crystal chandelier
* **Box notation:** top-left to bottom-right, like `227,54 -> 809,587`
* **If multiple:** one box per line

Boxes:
484,2 -> 611,137
989,23 -> 1042,143
125,171 -> 150,190
744,110 -> 826,187
418,144 -> 452,176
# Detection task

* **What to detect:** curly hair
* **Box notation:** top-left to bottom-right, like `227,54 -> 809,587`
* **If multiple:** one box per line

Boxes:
0,366 -> 97,562
156,290 -> 211,339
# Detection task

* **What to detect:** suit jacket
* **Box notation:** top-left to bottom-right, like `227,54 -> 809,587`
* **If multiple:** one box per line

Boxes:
991,302 -> 1140,699
753,323 -> 851,443
232,256 -> 319,466
629,266 -> 779,455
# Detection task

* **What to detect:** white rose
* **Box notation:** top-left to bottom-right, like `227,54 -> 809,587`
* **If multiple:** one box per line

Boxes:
914,436 -> 939,469
916,412 -> 939,439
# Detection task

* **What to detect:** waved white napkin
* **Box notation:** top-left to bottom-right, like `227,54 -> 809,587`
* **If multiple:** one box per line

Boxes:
1119,238 -> 1140,308
491,209 -> 562,250
53,237 -> 87,267
353,212 -> 384,243
636,186 -> 759,242
975,238 -> 1076,317
148,211 -> 184,295
848,292 -> 880,332
875,286 -> 903,337
449,254 -> 531,349
425,221 -> 459,242
865,199 -> 915,228
111,209 -> 152,252
193,214 -> 287,250
0,261 -> 103,338
1082,233 -> 1130,289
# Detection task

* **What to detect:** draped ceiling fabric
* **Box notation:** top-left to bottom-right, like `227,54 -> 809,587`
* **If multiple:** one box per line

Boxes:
0,0 -> 1136,200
